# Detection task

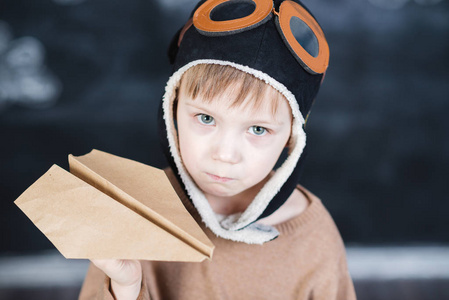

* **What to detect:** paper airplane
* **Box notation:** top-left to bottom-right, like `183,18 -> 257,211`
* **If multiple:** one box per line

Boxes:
14,149 -> 214,262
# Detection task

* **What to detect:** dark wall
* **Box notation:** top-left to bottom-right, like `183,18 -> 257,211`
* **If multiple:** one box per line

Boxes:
0,0 -> 448,254
302,0 -> 449,244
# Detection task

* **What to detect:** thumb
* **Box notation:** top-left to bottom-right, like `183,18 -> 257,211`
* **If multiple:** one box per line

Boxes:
91,259 -> 142,287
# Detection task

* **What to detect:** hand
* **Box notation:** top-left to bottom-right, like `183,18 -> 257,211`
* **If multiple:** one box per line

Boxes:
91,259 -> 142,300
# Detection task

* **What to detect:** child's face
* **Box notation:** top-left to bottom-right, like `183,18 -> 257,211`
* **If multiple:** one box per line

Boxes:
176,84 -> 292,206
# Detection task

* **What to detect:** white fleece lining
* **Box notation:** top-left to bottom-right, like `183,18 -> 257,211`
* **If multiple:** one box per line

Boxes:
162,59 -> 306,244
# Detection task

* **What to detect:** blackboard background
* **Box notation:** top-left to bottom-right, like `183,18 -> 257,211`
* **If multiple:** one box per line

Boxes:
1,0 -> 448,254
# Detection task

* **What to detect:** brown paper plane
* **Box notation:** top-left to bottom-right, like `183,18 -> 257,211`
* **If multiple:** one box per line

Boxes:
14,149 -> 214,262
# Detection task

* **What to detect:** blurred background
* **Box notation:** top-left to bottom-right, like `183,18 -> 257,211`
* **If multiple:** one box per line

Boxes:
0,0 -> 448,299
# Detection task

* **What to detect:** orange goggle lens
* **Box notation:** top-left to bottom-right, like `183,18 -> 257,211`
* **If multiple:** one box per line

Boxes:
192,0 -> 329,74
276,1 -> 329,74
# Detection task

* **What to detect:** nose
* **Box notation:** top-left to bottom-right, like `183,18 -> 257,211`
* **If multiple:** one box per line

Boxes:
211,132 -> 241,164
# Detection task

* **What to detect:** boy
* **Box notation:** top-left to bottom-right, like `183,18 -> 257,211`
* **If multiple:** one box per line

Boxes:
79,0 -> 356,299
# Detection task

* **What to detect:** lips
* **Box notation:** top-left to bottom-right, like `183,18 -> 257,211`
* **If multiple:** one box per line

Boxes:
206,172 -> 233,183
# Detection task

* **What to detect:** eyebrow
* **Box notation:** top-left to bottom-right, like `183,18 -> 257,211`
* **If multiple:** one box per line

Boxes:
250,118 -> 286,127
183,101 -> 216,117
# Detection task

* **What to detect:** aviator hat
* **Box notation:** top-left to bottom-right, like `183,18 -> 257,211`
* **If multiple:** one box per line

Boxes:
159,0 -> 329,244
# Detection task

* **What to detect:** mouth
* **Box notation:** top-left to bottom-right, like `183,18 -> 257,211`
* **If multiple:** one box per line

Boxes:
206,173 -> 233,183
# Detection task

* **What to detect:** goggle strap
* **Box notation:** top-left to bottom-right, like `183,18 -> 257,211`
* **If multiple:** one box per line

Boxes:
178,18 -> 194,47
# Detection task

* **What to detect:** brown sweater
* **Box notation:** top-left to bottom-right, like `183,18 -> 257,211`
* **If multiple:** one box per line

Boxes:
79,172 -> 356,300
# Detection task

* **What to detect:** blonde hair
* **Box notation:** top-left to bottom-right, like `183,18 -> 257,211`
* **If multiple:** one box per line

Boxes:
179,64 -> 285,115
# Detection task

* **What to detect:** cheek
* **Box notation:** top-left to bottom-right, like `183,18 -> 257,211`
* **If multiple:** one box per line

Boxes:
178,122 -> 208,176
252,148 -> 281,171
246,135 -> 289,173
178,130 -> 196,164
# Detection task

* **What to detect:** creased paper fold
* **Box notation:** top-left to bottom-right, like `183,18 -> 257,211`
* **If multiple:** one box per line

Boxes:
15,149 -> 214,262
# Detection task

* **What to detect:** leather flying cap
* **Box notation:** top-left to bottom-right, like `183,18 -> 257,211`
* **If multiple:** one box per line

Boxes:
159,0 -> 329,243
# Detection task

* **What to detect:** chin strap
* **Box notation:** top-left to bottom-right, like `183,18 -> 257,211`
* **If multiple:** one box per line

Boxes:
256,144 -> 308,221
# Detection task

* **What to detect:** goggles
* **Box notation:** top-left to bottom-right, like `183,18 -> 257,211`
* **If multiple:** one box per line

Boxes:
186,0 -> 329,75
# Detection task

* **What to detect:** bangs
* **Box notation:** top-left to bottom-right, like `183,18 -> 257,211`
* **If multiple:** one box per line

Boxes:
179,64 -> 284,115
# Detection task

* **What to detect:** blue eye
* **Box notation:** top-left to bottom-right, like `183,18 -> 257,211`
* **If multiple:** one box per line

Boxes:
249,126 -> 267,136
197,114 -> 215,125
